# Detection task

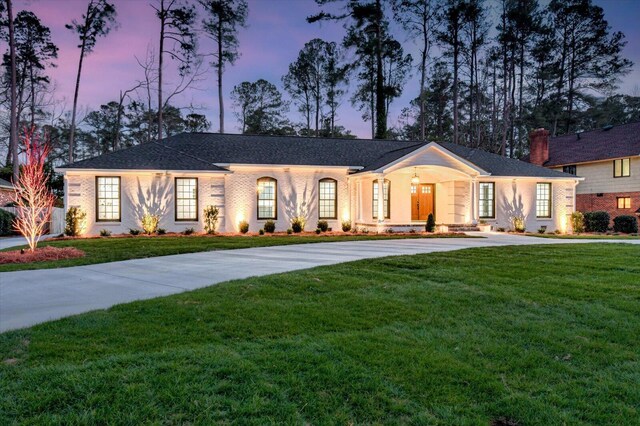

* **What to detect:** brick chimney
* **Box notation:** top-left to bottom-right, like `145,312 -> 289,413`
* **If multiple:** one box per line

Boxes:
529,128 -> 549,166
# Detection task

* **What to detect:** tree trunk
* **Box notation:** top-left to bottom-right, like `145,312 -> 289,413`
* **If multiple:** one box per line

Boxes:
7,0 -> 18,181
452,30 -> 459,144
374,0 -> 386,139
419,45 -> 427,141
157,0 -> 165,141
217,16 -> 224,133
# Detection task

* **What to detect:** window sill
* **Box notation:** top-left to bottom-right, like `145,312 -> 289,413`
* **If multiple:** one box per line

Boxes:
95,222 -> 121,225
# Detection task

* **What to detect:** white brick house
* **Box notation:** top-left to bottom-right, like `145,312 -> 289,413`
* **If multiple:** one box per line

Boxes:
57,133 -> 581,235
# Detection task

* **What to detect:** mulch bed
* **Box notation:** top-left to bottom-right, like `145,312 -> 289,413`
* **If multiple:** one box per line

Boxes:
0,246 -> 85,264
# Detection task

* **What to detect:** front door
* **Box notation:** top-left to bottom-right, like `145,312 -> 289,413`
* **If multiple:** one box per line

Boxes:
411,183 -> 435,221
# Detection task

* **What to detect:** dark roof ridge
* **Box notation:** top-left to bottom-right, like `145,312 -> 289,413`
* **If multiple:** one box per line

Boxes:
157,140 -> 224,170
177,131 -> 425,145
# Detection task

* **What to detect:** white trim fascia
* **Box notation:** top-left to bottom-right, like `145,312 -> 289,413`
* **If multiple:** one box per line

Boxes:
494,175 -> 584,181
219,163 -> 364,170
55,168 -> 232,175
372,142 -> 490,175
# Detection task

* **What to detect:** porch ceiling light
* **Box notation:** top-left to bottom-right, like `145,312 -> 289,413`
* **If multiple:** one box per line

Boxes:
411,168 -> 420,184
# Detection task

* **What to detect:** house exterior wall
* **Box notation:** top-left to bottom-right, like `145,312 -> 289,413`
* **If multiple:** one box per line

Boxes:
551,156 -> 639,195
223,166 -> 350,233
64,172 -> 225,236
576,192 -> 640,222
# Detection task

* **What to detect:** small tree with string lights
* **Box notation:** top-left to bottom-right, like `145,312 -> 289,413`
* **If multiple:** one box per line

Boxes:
12,128 -> 55,252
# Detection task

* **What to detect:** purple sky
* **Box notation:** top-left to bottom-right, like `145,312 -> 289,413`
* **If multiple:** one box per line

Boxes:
13,0 -> 640,138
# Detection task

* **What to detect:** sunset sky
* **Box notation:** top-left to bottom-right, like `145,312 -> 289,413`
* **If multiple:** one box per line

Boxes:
12,0 -> 640,138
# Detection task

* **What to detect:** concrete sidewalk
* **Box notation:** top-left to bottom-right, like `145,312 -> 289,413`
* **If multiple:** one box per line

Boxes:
1,233 -> 638,332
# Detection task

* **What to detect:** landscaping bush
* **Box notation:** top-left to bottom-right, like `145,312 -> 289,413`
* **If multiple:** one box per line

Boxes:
291,216 -> 305,233
65,207 -> 86,236
182,227 -> 195,235
341,220 -> 352,232
425,213 -> 435,233
613,215 -> 638,234
317,220 -> 329,232
157,228 -> 166,235
286,228 -> 292,234
204,205 -> 219,234
537,226 -> 547,234
99,229 -> 111,237
584,211 -> 609,233
511,215 -> 526,233
259,229 -> 265,235
141,213 -> 159,235
239,221 -> 249,234
129,229 -> 141,236
263,220 -> 276,233
0,209 -> 16,236
571,211 -> 585,233
315,228 -> 321,234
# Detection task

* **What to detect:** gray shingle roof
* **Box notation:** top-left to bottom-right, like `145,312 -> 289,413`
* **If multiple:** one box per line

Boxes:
60,132 -> 575,178
545,121 -> 640,166
0,177 -> 14,188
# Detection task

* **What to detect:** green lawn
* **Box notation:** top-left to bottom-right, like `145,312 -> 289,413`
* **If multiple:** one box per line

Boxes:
2,243 -> 639,424
0,233 -> 469,272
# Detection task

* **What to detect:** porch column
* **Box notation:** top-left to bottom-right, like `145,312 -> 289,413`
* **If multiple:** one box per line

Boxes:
376,174 -> 385,230
470,177 -> 478,224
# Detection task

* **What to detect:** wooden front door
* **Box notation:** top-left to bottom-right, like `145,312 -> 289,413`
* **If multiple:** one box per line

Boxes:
411,183 -> 435,221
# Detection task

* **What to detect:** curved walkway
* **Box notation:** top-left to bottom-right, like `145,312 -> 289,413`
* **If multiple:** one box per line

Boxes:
1,233 -> 638,332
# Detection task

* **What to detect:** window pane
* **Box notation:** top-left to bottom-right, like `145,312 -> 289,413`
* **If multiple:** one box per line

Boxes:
372,180 -> 389,219
96,177 -> 120,221
257,178 -> 277,219
479,183 -> 494,218
623,158 -> 630,176
536,183 -> 551,218
176,178 -> 197,220
319,180 -> 336,219
615,159 -> 622,177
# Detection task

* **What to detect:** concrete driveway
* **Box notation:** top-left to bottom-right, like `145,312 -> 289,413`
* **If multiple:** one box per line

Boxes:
1,233 -> 638,332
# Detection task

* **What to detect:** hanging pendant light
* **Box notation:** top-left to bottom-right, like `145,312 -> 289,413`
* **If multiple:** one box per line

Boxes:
411,167 -> 420,184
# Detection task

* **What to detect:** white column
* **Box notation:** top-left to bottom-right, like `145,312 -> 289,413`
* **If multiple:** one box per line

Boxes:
376,174 -> 385,230
469,177 -> 478,225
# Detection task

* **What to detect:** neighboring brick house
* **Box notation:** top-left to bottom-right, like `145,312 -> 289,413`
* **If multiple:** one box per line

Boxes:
0,178 -> 15,206
528,123 -> 640,222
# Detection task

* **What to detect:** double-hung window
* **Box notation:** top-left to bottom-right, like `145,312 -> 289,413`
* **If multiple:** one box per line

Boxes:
175,178 -> 198,221
614,158 -> 630,177
478,182 -> 495,219
372,179 -> 390,219
257,177 -> 277,220
617,197 -> 631,209
536,183 -> 552,218
96,177 -> 121,221
319,178 -> 337,219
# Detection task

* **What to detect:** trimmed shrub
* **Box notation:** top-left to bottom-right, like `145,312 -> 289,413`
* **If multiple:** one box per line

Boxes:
613,215 -> 638,234
537,226 -> 547,234
291,216 -> 305,233
141,213 -> 159,235
157,228 -> 166,235
317,220 -> 329,232
239,221 -> 249,234
511,215 -> 526,233
584,211 -> 609,233
99,229 -> 111,237
341,220 -> 352,232
286,228 -> 293,235
0,209 -> 16,236
315,228 -> 321,234
263,220 -> 276,233
259,229 -> 265,235
204,205 -> 219,234
571,211 -> 585,233
182,227 -> 195,235
425,213 -> 436,233
129,228 -> 141,236
65,207 -> 86,236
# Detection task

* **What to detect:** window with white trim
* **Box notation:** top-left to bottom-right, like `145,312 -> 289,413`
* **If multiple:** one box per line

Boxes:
617,197 -> 631,209
614,158 -> 630,177
96,176 -> 120,221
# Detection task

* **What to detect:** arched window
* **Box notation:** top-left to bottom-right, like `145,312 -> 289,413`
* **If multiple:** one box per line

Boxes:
318,178 -> 337,219
372,179 -> 390,219
257,177 -> 277,220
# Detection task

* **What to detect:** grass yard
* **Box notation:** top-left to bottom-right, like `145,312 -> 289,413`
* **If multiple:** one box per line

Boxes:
526,233 -> 639,240
0,233 -> 469,272
1,243 -> 639,424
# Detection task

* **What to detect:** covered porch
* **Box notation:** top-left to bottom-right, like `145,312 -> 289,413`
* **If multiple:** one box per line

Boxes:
349,143 -> 488,232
